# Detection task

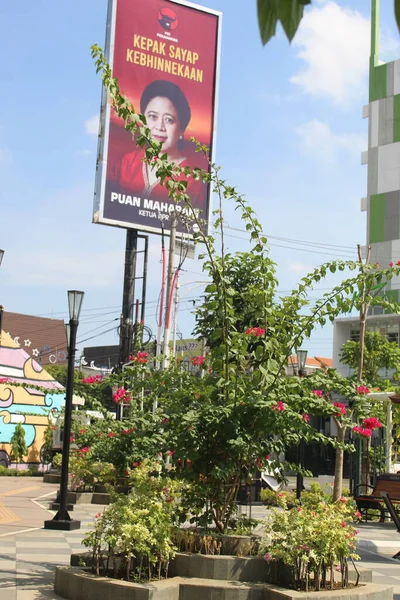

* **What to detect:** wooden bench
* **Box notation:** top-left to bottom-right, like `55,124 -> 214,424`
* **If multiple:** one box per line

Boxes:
355,473 -> 400,522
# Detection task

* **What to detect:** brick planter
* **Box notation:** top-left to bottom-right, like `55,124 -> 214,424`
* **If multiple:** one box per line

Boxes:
55,566 -> 393,600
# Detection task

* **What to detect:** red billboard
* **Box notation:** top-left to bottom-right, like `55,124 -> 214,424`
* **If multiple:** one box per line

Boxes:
93,0 -> 222,236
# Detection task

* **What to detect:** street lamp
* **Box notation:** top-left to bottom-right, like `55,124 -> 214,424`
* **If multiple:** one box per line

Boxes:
0,249 -> 4,267
296,349 -> 308,499
45,290 -> 84,531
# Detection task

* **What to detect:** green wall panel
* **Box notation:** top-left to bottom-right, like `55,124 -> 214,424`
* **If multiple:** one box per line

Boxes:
394,95 -> 400,143
369,194 -> 385,243
369,64 -> 387,102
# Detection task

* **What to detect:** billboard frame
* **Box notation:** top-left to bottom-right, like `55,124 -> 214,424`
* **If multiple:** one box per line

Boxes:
93,0 -> 222,238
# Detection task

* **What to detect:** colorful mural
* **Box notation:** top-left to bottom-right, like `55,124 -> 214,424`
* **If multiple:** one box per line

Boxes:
0,331 -> 65,464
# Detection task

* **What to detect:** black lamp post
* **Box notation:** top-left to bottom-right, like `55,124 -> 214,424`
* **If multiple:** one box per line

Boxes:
296,349 -> 308,500
45,290 -> 84,531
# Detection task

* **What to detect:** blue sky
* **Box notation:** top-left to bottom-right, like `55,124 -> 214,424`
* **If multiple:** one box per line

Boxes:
1,0 -> 399,360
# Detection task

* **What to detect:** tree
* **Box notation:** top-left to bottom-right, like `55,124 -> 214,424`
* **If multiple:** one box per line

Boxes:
89,46 -> 400,525
256,1 -> 400,46
340,330 -> 400,387
10,424 -> 27,469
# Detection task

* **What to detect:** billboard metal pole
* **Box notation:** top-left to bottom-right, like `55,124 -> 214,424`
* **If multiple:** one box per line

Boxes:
162,214 -> 177,366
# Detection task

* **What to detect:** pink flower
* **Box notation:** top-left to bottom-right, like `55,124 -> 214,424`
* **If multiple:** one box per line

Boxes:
341,521 -> 347,527
312,390 -> 323,397
69,435 -> 75,442
192,356 -> 205,366
356,385 -> 370,395
79,429 -> 86,434
302,414 -> 310,422
355,511 -> 362,519
107,432 -> 117,438
272,401 -> 285,412
389,262 -> 394,267
397,261 -> 400,266
95,513 -> 101,519
333,402 -> 347,416
80,447 -> 90,454
362,417 -> 382,430
245,327 -> 265,336
0,378 -> 9,384
263,552 -> 273,562
339,497 -> 348,503
352,426 -> 373,438
166,450 -> 175,456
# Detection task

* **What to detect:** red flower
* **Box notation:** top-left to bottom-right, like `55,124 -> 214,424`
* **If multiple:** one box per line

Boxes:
79,428 -> 86,434
389,262 -> 394,267
355,511 -> 362,518
162,418 -> 169,424
362,417 -> 382,430
352,426 -> 373,438
341,521 -> 347,527
356,385 -> 370,395
333,402 -> 347,416
166,450 -> 175,456
130,351 -> 149,364
272,401 -> 285,412
302,414 -> 310,422
245,327 -> 265,336
192,356 -> 205,366
98,433 -> 102,438
397,261 -> 400,266
312,390 -> 323,397
95,513 -> 101,519
82,375 -> 103,384
107,432 -> 117,438
132,461 -> 139,467
80,447 -> 90,454
69,435 -> 75,442
112,387 -> 131,404
0,378 -> 9,384
52,425 -> 57,431
121,429 -> 130,435
265,454 -> 270,460
339,497 -> 348,503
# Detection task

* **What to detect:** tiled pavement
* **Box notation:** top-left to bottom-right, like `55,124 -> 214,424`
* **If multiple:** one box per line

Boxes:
1,480 -> 400,598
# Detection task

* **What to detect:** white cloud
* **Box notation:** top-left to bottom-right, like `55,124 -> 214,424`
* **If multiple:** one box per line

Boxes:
296,119 -> 366,163
289,261 -> 314,275
85,114 -> 100,136
290,1 -> 370,106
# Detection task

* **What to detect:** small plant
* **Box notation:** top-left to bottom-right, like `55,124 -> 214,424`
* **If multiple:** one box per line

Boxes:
82,461 -> 181,582
260,496 -> 361,591
10,423 -> 27,469
260,489 -> 296,507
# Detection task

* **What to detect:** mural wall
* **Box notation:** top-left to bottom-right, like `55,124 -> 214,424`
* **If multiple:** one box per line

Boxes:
0,331 -> 65,465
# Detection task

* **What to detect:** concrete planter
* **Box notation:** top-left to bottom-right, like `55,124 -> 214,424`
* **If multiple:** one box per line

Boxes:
55,566 -> 393,600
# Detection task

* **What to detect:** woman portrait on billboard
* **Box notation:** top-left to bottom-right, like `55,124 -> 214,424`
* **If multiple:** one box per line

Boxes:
110,79 -> 207,209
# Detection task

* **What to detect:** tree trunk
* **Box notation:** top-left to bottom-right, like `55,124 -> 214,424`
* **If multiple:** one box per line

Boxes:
361,436 -> 370,492
333,424 -> 345,501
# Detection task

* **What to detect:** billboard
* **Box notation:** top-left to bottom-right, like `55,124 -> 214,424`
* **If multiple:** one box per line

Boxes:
93,0 -> 222,236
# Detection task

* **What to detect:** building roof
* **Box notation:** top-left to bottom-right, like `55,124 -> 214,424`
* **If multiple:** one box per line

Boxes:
1,311 -> 67,366
288,356 -> 333,369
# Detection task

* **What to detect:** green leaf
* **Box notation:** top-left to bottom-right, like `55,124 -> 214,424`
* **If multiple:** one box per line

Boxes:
277,0 -> 306,42
257,0 -> 278,45
396,0 -> 400,34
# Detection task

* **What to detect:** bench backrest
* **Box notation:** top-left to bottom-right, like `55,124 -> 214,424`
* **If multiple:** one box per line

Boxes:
373,474 -> 400,498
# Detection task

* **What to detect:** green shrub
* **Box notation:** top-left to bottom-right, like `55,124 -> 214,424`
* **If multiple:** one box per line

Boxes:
260,496 -> 360,591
